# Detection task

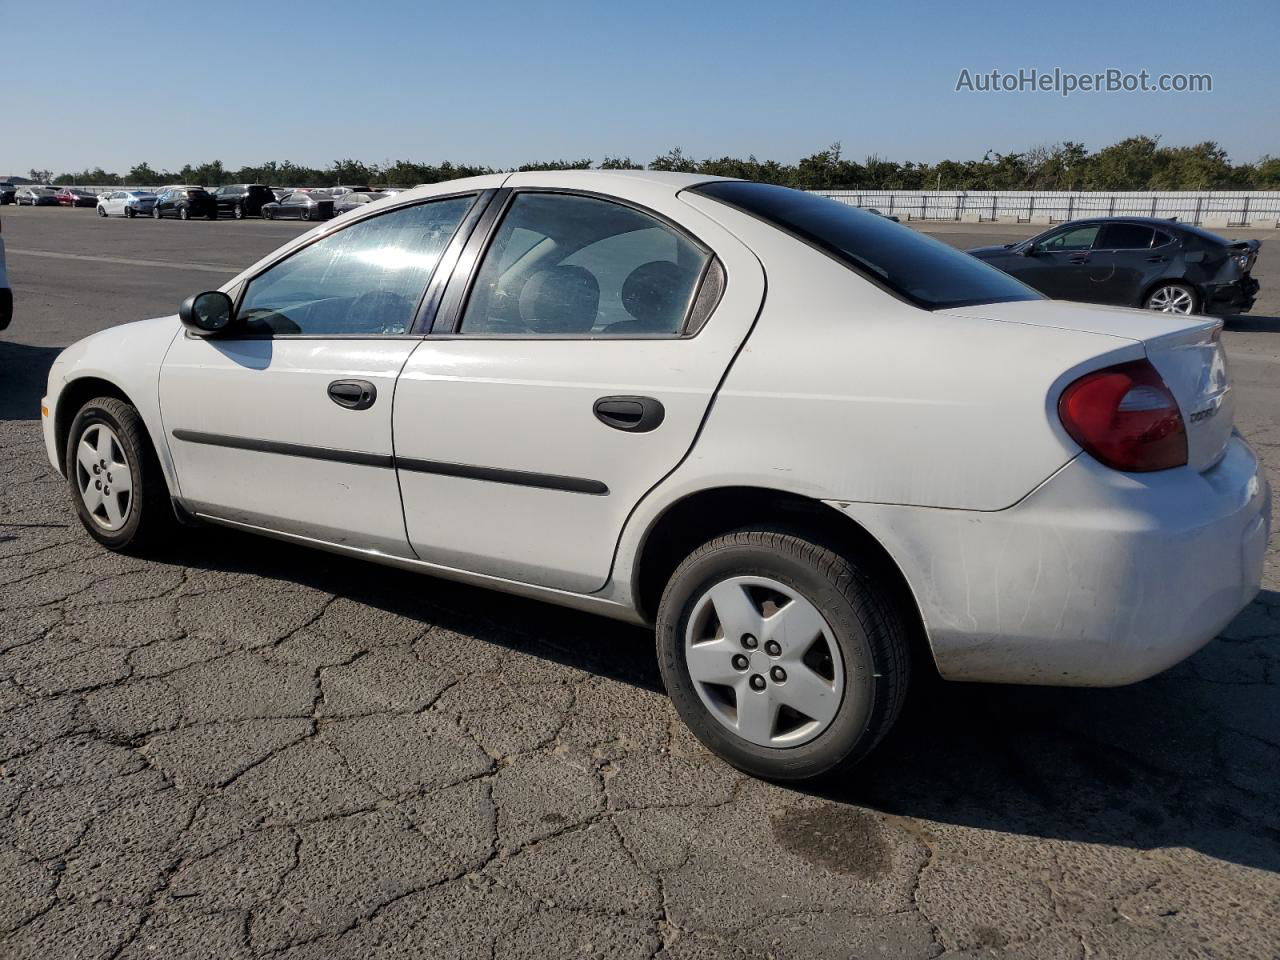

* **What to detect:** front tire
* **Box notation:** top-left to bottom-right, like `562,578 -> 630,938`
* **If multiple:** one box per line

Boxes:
179,207 -> 190,221
152,206 -> 161,219
65,398 -> 175,552
125,206 -> 135,218
234,203 -> 245,220
656,527 -> 910,782
1144,282 -> 1198,314
96,205 -> 107,217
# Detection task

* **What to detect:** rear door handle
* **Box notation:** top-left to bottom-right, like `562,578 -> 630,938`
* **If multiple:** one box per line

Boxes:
1145,255 -> 1169,263
594,396 -> 665,433
328,379 -> 377,410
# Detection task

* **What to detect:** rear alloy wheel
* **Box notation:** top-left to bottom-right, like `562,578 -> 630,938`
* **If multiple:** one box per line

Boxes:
65,398 -> 175,552
1144,282 -> 1197,314
264,207 -> 274,220
302,207 -> 312,221
657,527 -> 910,782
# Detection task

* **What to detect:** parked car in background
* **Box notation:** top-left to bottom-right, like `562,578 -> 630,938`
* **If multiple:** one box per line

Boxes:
39,172 -> 1271,783
261,191 -> 334,221
270,188 -> 290,201
56,187 -> 98,208
0,212 -> 10,330
97,190 -> 158,218
327,186 -> 373,199
865,207 -> 900,222
211,184 -> 277,219
0,183 -> 16,205
152,188 -> 217,221
969,217 -> 1260,316
333,191 -> 387,215
16,187 -> 59,206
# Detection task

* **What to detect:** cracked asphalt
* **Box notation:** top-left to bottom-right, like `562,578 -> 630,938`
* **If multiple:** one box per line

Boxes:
2,208 -> 1279,959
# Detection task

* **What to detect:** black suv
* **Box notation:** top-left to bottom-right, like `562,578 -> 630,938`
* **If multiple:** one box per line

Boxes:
211,184 -> 277,219
152,188 -> 218,221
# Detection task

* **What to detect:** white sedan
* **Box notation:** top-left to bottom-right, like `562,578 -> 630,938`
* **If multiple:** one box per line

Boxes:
96,190 -> 158,218
40,172 -> 1271,781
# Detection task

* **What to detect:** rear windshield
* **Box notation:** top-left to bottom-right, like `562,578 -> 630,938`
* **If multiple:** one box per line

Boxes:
690,181 -> 1041,311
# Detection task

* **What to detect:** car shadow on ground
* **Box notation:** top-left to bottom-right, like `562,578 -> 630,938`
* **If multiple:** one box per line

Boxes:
1225,313 -> 1280,333
158,526 -> 1280,876
0,340 -> 61,419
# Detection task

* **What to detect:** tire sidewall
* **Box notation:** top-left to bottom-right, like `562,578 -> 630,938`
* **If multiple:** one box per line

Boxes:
657,538 -> 880,781
1145,281 -> 1198,313
65,403 -> 148,549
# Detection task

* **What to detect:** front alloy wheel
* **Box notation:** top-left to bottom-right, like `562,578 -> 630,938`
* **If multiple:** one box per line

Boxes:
65,398 -> 176,552
1145,283 -> 1196,314
179,207 -> 190,221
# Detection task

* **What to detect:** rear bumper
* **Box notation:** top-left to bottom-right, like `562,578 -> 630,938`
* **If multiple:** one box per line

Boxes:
1202,277 -> 1258,316
830,434 -> 1271,686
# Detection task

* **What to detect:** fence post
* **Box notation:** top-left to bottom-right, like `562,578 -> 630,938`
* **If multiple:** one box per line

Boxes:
1109,196 -> 1116,215
1150,197 -> 1157,217
1241,196 -> 1251,226
1194,197 -> 1202,225
954,194 -> 961,221
1067,195 -> 1074,220
1027,196 -> 1034,222
888,195 -> 894,217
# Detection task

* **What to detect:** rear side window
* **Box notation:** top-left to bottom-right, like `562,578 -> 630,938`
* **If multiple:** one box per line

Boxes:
691,181 -> 1039,310
1097,223 -> 1156,250
459,193 -> 711,336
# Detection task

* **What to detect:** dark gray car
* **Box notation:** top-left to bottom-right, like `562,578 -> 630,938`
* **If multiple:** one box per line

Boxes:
969,217 -> 1259,315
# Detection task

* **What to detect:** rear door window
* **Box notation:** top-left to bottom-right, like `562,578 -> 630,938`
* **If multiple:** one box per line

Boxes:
1097,223 -> 1156,250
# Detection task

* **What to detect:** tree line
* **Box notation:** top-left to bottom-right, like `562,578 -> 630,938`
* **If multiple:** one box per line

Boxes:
25,136 -> 1280,192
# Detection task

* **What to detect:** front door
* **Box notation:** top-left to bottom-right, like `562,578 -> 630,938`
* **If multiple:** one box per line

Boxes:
1013,222 -> 1100,299
393,182 -> 765,593
159,192 -> 482,554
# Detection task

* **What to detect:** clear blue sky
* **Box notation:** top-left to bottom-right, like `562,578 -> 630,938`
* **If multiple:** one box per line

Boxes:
2,0 -> 1276,175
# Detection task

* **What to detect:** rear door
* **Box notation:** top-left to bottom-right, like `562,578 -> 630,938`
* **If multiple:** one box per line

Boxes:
159,192 -> 483,553
1088,222 -> 1158,305
392,179 -> 765,593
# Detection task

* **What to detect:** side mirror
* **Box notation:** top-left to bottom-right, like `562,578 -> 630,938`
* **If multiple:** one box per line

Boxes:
179,291 -> 236,337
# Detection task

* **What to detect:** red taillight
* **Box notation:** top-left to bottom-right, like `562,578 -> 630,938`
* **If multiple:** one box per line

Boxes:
1058,359 -> 1187,472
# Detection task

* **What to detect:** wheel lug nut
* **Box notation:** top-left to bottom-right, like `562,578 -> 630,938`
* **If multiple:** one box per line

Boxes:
764,640 -> 782,657
92,464 -> 100,474
770,666 -> 787,683
749,674 -> 766,691
94,479 -> 101,489
741,634 -> 758,650
731,654 -> 749,671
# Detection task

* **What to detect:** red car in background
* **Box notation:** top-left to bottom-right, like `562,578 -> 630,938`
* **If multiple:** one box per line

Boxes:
55,187 -> 98,208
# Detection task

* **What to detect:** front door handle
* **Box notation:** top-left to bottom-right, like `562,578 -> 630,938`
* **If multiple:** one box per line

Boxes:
328,379 -> 377,410
1068,254 -> 1090,264
594,396 -> 665,433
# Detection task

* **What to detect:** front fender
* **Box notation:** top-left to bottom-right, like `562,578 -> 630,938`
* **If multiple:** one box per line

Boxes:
43,316 -> 184,494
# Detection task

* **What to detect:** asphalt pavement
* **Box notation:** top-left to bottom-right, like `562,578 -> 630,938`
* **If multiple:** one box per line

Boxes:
1,205 -> 1277,959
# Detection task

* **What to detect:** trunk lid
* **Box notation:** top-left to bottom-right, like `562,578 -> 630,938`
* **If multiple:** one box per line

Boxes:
942,299 -> 1234,472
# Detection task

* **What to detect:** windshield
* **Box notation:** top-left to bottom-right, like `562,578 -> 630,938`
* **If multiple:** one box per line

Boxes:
690,181 -> 1041,311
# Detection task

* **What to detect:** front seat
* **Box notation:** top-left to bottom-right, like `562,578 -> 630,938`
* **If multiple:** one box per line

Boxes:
519,265 -> 600,334
611,260 -> 687,334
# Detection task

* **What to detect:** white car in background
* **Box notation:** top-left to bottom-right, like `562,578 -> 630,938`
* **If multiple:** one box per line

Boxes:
96,190 -> 158,218
39,172 -> 1271,781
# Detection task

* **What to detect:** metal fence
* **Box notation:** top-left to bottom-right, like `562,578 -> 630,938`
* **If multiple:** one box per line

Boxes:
812,190 -> 1280,227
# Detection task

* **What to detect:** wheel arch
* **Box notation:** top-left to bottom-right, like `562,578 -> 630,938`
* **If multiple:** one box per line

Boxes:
54,376 -> 134,476
629,485 -> 937,675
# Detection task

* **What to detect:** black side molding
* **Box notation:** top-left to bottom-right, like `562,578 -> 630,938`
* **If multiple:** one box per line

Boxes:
171,430 -> 608,495
170,430 -> 394,468
395,457 -> 609,496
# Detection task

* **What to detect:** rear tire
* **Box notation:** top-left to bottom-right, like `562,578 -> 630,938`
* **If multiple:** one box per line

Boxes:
65,398 -> 176,553
302,208 -> 312,221
264,207 -> 274,220
656,526 -> 910,782
1143,282 -> 1198,314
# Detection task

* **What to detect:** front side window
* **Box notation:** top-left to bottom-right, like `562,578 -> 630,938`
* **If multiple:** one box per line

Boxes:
1039,224 -> 1100,251
459,193 -> 710,336
237,195 -> 475,336
692,181 -> 1038,310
